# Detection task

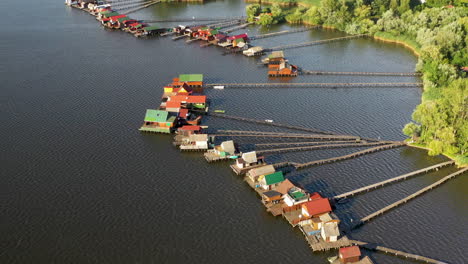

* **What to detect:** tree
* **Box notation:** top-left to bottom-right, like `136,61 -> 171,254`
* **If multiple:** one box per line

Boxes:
403,122 -> 421,140
246,4 -> 261,22
257,14 -> 274,26
303,6 -> 322,25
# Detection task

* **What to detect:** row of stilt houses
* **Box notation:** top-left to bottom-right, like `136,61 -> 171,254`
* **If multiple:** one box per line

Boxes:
66,0 -> 166,37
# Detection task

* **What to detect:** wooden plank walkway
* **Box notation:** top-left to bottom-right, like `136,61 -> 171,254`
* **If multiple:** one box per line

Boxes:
112,0 -> 150,9
204,82 -> 423,88
305,234 -> 352,252
294,143 -> 405,170
143,16 -> 246,23
216,129 -> 346,137
358,167 -> 468,224
334,161 -> 455,199
249,26 -> 320,40
266,34 -> 368,51
124,0 -> 160,14
208,113 -> 390,143
255,140 -> 362,147
300,69 -> 422,77
210,134 -> 362,140
256,142 -> 388,155
350,240 -> 448,264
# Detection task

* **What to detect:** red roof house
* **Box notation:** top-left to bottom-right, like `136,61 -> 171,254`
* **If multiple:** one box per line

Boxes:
227,33 -> 248,41
301,198 -> 332,218
186,95 -> 206,104
339,246 -> 361,263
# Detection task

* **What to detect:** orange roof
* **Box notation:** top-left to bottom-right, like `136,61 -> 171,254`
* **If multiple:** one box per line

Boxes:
302,198 -> 331,216
169,95 -> 189,103
339,246 -> 361,258
179,125 -> 201,131
166,101 -> 181,108
309,192 -> 322,200
178,109 -> 189,118
186,95 -> 206,104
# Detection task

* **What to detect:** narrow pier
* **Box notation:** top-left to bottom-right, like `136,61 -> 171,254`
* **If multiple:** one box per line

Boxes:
112,0 -> 150,9
208,114 -> 338,135
350,240 -> 448,264
123,0 -> 160,14
223,22 -> 254,33
256,142 -> 387,155
294,143 -> 405,170
211,133 -> 361,140
249,26 -> 320,40
266,34 -> 368,52
204,82 -> 423,88
217,129 -> 343,137
333,161 -> 455,199
357,167 -> 468,224
255,140 -> 362,147
300,70 -> 422,77
143,16 -> 246,23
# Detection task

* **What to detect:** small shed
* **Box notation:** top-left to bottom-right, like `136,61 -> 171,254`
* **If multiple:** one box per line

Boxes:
246,165 -> 275,183
179,74 -> 204,90
218,140 -> 236,155
262,190 -> 283,204
321,221 -> 340,242
339,246 -> 361,263
243,46 -> 263,57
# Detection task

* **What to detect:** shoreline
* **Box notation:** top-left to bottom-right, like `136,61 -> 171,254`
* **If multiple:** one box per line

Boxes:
408,143 -> 468,168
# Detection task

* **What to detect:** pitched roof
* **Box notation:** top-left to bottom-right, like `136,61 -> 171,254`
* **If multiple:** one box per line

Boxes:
263,190 -> 282,198
227,33 -> 248,40
178,109 -> 189,118
103,12 -> 119,17
188,134 -> 208,142
144,25 -> 161,31
339,246 -> 361,259
319,213 -> 332,223
169,95 -> 189,103
290,190 -> 306,200
186,95 -> 206,104
264,171 -> 284,185
166,101 -> 181,108
269,51 -> 284,59
179,125 -> 201,131
275,179 -> 295,194
248,165 -> 275,177
242,151 -> 257,163
322,221 -> 340,237
144,109 -> 168,123
310,192 -> 323,200
220,140 -> 235,154
303,198 -> 331,216
179,74 -> 203,82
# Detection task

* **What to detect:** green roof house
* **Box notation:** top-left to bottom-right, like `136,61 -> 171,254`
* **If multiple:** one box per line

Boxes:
260,171 -> 285,190
179,74 -> 203,83
140,109 -> 174,134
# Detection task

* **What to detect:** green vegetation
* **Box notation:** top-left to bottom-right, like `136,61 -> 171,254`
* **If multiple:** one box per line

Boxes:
246,4 -> 286,25
245,1 -> 468,164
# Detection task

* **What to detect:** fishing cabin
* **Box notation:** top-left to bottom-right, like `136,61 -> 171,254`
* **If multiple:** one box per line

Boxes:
140,109 -> 177,133
135,25 -> 166,37
258,171 -> 285,190
246,165 -> 276,183
339,246 -> 361,263
179,134 -> 211,151
178,74 -> 204,93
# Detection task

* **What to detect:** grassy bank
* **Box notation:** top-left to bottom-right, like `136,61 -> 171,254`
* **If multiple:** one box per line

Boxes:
409,143 -> 468,167
373,32 -> 421,56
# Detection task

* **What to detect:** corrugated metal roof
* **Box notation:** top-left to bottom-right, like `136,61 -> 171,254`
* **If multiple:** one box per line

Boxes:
220,140 -> 235,154
144,109 -> 168,123
249,165 -> 275,177
242,151 -> 257,163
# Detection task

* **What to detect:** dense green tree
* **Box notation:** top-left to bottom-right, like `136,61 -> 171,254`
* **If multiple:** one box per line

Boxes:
257,13 -> 274,26
246,4 -> 261,22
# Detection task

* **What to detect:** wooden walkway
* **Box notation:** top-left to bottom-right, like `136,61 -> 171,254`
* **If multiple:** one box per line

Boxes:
249,26 -> 320,40
143,16 -> 246,23
208,114 -> 338,135
350,240 -> 448,264
256,142 -> 388,155
204,82 -> 423,88
255,140 -> 362,147
124,0 -> 160,14
300,69 -> 422,77
294,143 -> 405,170
333,161 -> 455,199
216,129 -> 347,137
265,34 -> 368,52
305,234 -> 352,252
211,133 -> 362,140
358,167 -> 468,224
223,22 -> 254,33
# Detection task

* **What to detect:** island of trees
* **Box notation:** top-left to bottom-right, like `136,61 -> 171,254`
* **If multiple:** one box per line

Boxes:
246,0 -> 468,165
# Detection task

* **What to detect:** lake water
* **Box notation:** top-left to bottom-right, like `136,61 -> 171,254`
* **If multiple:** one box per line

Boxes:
1,0 -> 467,263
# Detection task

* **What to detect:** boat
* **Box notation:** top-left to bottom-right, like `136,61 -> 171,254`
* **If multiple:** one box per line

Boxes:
265,119 -> 273,123
213,85 -> 224,90
214,110 -> 225,113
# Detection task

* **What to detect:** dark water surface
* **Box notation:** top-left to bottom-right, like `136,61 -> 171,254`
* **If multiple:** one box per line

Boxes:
1,0 -> 467,263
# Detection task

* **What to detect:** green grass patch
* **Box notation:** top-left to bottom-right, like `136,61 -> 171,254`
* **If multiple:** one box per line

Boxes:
374,32 -> 421,54
297,0 -> 322,7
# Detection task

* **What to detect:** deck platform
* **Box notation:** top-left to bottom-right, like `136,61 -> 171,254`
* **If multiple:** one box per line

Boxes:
304,234 -> 352,252
230,163 -> 267,175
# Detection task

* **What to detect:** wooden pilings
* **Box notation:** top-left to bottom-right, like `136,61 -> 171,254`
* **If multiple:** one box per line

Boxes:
256,142 -> 388,155
333,161 -> 455,199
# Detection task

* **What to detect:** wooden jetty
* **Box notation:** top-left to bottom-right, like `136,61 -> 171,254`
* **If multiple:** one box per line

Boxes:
300,69 -> 422,77
333,161 -> 455,199
265,34 -> 368,52
304,234 -> 352,252
357,167 -> 468,224
216,129 -> 345,137
255,140 -> 363,147
204,82 -> 423,88
230,163 -> 267,175
294,143 -> 406,170
256,142 -> 388,155
350,240 -> 448,264
143,16 -> 246,23
249,26 -> 320,40
208,114 -> 338,135
211,133 -> 362,140
204,151 -> 238,162
123,0 -> 160,14
223,22 -> 254,33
